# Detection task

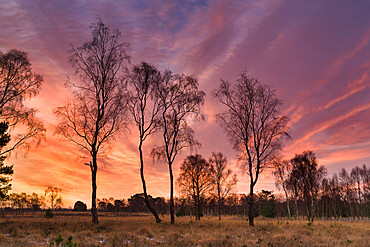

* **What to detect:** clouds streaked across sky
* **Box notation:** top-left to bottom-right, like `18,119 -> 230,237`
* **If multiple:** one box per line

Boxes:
1,0 -> 369,207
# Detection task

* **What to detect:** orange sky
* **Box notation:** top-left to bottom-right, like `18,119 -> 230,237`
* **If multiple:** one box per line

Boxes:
1,0 -> 369,207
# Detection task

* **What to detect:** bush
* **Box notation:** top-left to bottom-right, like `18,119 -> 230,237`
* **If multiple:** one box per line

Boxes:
45,209 -> 54,218
49,235 -> 77,247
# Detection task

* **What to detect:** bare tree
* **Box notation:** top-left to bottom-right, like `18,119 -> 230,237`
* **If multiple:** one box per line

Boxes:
351,166 -> 363,217
273,159 -> 292,219
286,168 -> 301,219
0,49 -> 45,155
45,186 -> 63,210
54,19 -> 130,224
29,192 -> 45,211
290,151 -> 326,223
209,152 -> 237,220
151,72 -> 205,224
327,173 -> 341,218
360,165 -> 370,205
126,62 -> 162,223
317,165 -> 369,219
212,70 -> 289,226
177,154 -> 212,220
338,168 -> 354,217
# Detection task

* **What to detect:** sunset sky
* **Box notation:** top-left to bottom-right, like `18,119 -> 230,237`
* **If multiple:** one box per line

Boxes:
1,0 -> 369,207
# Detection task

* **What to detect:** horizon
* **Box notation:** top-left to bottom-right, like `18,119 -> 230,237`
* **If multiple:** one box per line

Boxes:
1,0 -> 369,208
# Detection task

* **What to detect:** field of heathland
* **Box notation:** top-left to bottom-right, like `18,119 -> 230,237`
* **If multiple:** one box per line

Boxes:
0,213 -> 369,246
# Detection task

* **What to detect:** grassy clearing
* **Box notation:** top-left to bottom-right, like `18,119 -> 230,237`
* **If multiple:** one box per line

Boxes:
0,213 -> 369,246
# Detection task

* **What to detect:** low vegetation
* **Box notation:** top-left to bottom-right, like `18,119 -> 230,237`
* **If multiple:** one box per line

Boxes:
0,213 -> 369,246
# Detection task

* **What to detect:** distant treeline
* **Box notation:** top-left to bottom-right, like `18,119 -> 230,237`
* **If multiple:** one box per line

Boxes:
77,163 -> 370,220
0,186 -> 63,212
1,162 -> 369,220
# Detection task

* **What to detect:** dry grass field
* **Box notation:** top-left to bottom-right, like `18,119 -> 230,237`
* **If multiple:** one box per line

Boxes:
0,213 -> 369,246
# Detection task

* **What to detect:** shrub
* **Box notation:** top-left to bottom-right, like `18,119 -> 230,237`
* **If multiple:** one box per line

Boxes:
45,209 -> 54,218
49,235 -> 77,247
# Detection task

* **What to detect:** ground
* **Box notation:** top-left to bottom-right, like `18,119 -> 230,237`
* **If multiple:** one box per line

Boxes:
0,212 -> 369,246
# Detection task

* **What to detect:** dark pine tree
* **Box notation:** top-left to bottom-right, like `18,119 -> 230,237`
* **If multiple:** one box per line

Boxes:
0,121 -> 13,200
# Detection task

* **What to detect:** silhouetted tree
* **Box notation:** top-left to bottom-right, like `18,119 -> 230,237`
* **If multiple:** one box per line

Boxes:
273,159 -> 291,218
126,62 -> 162,223
29,193 -> 45,211
0,49 -> 45,155
152,72 -> 205,224
45,186 -> 63,210
6,192 -> 45,211
177,154 -> 212,220
107,202 -> 115,212
315,165 -> 370,218
360,165 -> 370,206
74,201 -> 87,211
114,199 -> 126,212
212,70 -> 289,226
126,193 -> 165,214
326,173 -> 341,217
285,164 -> 301,219
351,166 -> 362,217
97,200 -> 107,211
54,19 -> 130,224
338,168 -> 355,217
128,193 -> 148,212
290,151 -> 326,223
9,192 -> 25,210
0,122 -> 12,200
351,166 -> 362,202
209,152 -> 237,220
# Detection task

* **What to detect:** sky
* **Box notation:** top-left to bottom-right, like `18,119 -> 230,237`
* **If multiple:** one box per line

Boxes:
0,0 -> 369,207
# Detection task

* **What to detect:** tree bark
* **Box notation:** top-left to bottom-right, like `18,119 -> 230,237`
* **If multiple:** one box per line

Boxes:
218,197 -> 221,221
169,162 -> 175,224
91,156 -> 99,224
218,181 -> 221,221
139,142 -> 161,223
196,201 -> 202,220
283,185 -> 291,219
357,181 -> 361,218
248,183 -> 254,226
310,196 -> 315,223
294,196 -> 299,220
195,189 -> 201,220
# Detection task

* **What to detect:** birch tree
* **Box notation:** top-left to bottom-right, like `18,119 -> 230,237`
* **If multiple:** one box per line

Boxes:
54,19 -> 130,224
212,70 -> 289,226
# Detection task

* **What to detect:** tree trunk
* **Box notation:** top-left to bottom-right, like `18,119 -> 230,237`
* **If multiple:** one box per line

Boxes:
195,202 -> 198,220
310,196 -> 315,223
283,186 -> 291,219
218,182 -> 221,221
294,196 -> 299,220
248,183 -> 254,226
196,202 -> 202,220
169,162 -> 175,224
218,199 -> 221,221
139,142 -> 161,223
51,193 -> 54,211
357,181 -> 361,218
91,156 -> 99,224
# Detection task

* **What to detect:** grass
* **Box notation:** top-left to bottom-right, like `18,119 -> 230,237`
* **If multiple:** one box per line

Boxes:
0,213 -> 369,246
